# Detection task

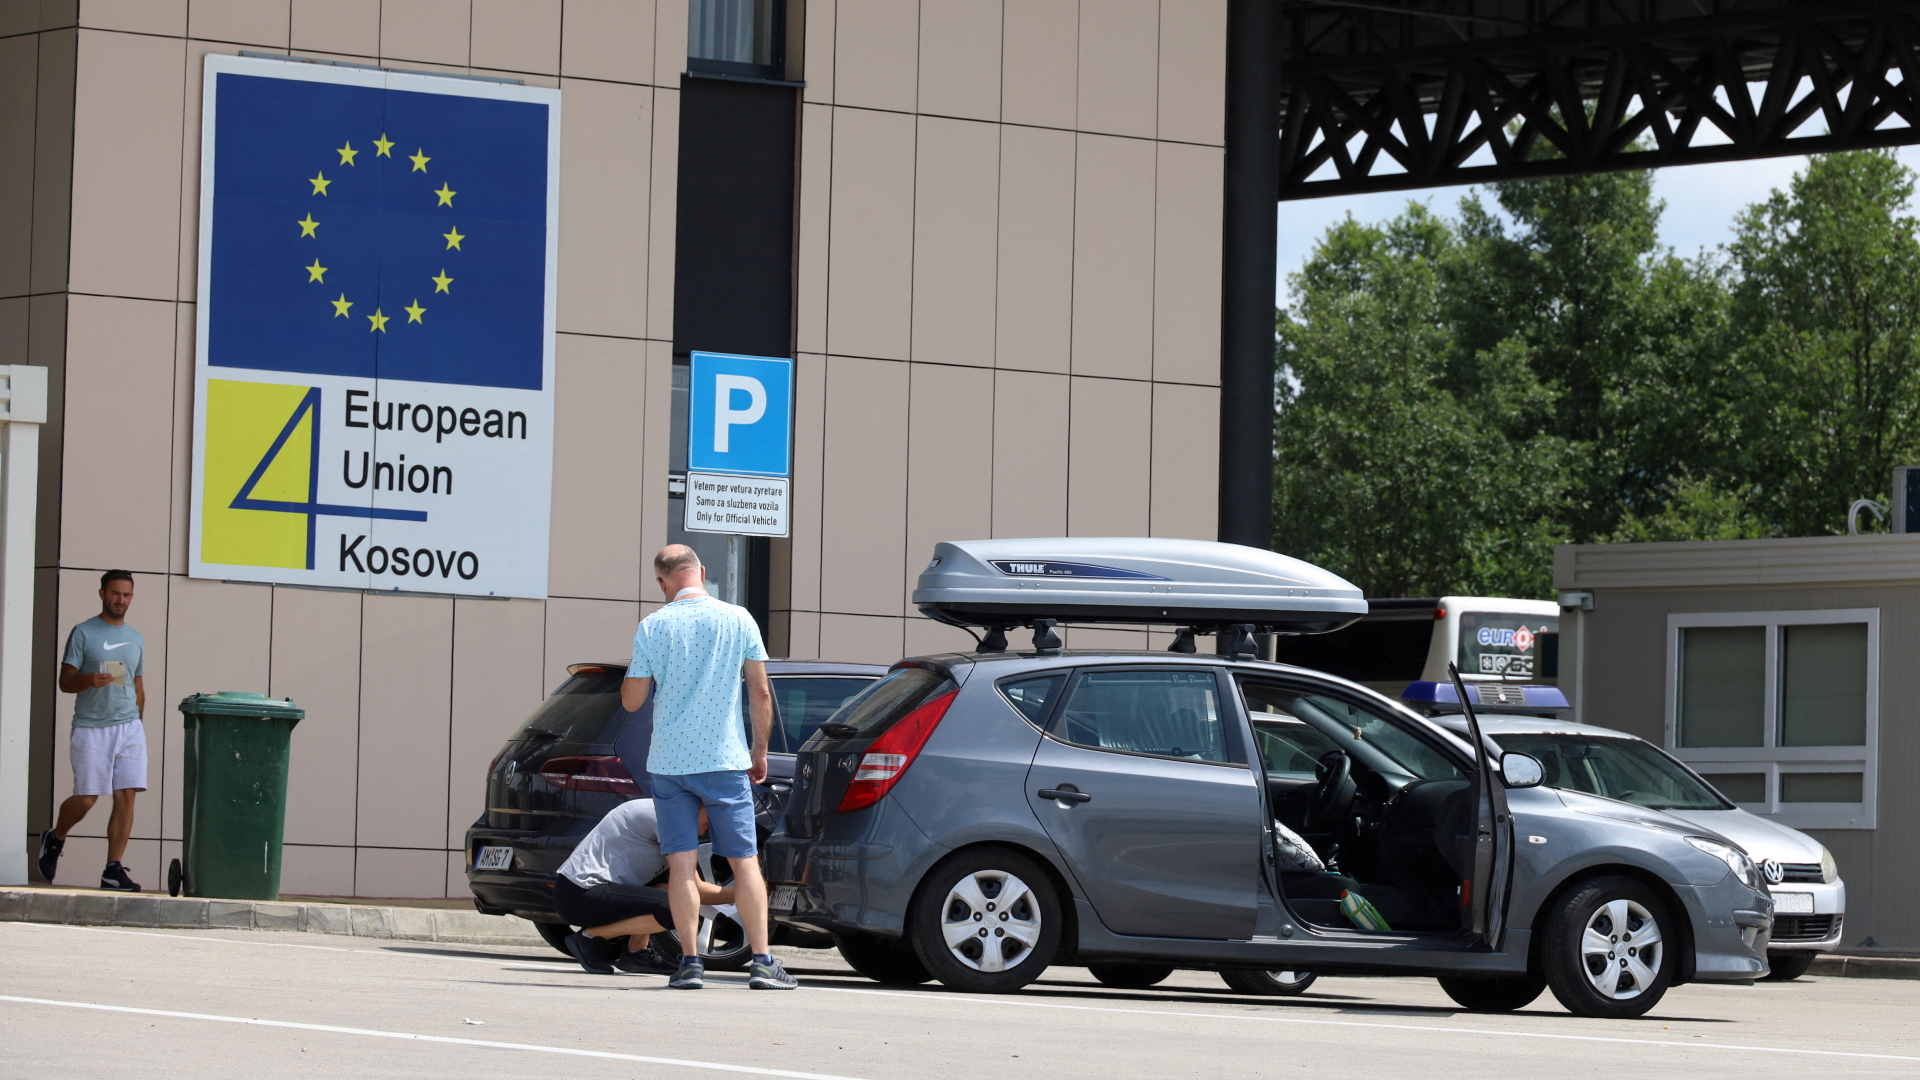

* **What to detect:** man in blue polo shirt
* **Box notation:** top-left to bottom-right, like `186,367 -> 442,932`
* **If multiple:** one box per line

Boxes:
39,570 -> 147,891
621,544 -> 793,990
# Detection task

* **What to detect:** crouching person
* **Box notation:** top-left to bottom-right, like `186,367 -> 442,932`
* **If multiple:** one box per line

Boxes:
552,798 -> 732,975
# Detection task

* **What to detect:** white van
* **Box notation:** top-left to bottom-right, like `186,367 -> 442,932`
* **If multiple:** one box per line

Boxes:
1270,596 -> 1561,699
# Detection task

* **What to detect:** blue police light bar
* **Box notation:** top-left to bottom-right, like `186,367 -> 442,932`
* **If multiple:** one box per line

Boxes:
1402,681 -> 1570,713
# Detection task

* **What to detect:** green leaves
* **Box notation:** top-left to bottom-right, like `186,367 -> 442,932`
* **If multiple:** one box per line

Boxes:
1275,149 -> 1920,598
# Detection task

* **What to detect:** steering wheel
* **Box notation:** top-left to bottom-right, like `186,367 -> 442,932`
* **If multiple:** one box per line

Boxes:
1306,750 -> 1356,833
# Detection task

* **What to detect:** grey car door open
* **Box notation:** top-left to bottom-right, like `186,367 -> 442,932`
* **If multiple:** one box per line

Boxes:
1024,667 -> 1262,940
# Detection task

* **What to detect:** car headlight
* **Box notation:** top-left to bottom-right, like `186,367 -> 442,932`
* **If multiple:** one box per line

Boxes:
1820,846 -> 1839,885
1686,836 -> 1761,890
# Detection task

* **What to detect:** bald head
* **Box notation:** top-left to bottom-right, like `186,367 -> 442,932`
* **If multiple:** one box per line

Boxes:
653,544 -> 707,599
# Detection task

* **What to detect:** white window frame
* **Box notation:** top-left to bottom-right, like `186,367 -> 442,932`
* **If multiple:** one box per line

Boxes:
1665,608 -> 1877,830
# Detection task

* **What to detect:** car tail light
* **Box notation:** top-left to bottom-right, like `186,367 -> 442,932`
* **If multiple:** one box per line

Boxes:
836,689 -> 959,813
538,755 -> 639,794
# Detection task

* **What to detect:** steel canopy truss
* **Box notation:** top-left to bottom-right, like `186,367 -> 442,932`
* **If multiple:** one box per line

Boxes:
1279,1 -> 1920,198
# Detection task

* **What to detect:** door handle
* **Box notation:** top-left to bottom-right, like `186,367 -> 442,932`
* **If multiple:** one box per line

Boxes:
1038,788 -> 1091,804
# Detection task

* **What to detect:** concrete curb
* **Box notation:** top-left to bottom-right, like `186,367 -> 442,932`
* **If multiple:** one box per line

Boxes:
0,888 -> 547,947
1809,954 -> 1920,980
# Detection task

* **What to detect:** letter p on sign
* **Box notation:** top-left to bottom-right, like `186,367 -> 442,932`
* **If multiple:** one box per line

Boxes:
688,352 -> 793,478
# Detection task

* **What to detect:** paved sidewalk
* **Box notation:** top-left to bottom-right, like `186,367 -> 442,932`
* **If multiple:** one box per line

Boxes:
0,885 -> 545,946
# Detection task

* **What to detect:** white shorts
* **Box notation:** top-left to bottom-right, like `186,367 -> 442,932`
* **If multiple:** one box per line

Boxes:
71,720 -> 147,796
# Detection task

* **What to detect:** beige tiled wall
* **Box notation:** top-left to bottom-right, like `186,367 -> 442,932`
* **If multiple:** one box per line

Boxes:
21,0 -> 1227,896
783,0 -> 1226,661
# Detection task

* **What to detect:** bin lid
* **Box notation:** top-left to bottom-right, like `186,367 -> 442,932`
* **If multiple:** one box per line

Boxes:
912,537 -> 1366,633
178,691 -> 305,720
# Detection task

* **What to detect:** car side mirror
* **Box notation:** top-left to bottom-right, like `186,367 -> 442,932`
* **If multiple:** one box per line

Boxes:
1500,752 -> 1544,789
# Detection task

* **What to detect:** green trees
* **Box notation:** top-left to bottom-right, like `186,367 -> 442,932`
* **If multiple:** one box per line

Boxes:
1273,149 -> 1920,599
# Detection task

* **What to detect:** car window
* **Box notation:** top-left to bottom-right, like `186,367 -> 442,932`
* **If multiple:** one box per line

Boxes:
999,673 -> 1068,728
512,673 -> 628,744
1495,733 -> 1731,811
736,676 -> 881,753
806,666 -> 957,745
1052,669 -> 1229,763
1242,681 -> 1462,781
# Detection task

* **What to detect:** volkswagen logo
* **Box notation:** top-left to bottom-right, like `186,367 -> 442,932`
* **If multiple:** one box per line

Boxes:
1761,858 -> 1784,885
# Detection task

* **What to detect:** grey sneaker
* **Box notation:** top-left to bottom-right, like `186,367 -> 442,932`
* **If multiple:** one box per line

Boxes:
748,956 -> 798,990
668,959 -> 705,990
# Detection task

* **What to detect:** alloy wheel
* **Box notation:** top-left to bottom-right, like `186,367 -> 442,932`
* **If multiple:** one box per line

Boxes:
939,869 -> 1043,973
1581,898 -> 1663,999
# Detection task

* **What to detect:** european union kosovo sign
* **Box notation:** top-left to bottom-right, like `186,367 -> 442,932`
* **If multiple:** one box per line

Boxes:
190,56 -> 559,598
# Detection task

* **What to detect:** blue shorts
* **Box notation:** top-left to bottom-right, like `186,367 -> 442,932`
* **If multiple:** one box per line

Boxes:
652,770 -> 757,859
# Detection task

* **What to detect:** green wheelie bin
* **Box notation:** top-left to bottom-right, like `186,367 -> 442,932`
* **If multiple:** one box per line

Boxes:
169,692 -> 304,900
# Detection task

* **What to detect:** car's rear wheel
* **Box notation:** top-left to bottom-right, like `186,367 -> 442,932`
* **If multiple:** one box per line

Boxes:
535,921 -> 576,956
910,847 -> 1062,994
835,932 -> 933,984
1542,876 -> 1675,1019
1220,969 -> 1318,996
1762,951 -> 1816,981
1437,975 -> 1547,1012
1087,963 -> 1174,989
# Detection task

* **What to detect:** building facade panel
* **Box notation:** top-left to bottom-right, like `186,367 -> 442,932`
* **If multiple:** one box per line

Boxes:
1076,0 -> 1160,140
557,78 -> 657,339
0,34 -> 37,299
353,592 -> 453,853
557,0 -> 657,85
916,0 -> 1000,122
1158,0 -> 1227,146
377,0 -> 471,67
187,0 -> 291,48
67,29 -> 183,302
1069,133 -> 1155,380
548,333 -> 644,602
910,115 -> 998,368
1153,142 -> 1224,386
1000,0 -> 1077,130
269,584 -> 363,850
818,354 -> 909,616
470,0 -> 561,76
59,294 -> 175,575
831,0 -> 918,113
445,596 -> 546,847
1066,375 -> 1151,536
993,123 -> 1074,374
825,106 -> 916,361
290,0 -> 378,56
79,0 -> 187,36
990,368 -> 1068,537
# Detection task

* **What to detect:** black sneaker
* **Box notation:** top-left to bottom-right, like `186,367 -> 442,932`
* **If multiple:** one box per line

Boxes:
36,829 -> 62,882
100,862 -> 141,892
564,931 -> 616,974
613,946 -> 679,975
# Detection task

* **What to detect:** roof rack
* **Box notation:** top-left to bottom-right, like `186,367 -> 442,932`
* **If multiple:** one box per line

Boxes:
912,538 -> 1366,658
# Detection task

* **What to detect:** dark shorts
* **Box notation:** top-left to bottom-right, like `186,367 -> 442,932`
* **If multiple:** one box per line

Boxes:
554,875 -> 677,932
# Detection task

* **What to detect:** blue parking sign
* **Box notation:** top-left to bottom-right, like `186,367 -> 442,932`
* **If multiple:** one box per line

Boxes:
688,352 -> 792,478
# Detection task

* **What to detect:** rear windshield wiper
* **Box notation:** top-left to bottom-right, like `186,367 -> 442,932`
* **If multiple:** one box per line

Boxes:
818,722 -> 859,739
519,727 -> 564,740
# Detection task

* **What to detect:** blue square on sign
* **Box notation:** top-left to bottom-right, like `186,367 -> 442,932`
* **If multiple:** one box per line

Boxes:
688,352 -> 792,477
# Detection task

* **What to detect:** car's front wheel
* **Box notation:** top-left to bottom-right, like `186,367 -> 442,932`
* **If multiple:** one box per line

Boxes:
1220,969 -> 1318,996
1542,876 -> 1675,1019
1762,951 -> 1816,981
910,847 -> 1062,993
1438,975 -> 1546,1012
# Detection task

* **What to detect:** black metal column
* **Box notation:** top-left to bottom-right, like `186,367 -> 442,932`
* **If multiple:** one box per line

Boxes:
1219,0 -> 1279,550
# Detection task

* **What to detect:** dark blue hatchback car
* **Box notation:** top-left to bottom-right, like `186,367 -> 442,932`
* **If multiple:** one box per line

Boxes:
464,659 -> 885,962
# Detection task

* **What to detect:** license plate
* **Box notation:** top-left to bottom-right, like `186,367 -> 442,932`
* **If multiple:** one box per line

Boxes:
769,885 -> 798,911
474,846 -> 513,871
1772,891 -> 1814,914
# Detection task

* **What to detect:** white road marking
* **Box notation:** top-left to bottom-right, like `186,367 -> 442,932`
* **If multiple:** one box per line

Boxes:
0,995 -> 874,1080
806,985 -> 1920,1063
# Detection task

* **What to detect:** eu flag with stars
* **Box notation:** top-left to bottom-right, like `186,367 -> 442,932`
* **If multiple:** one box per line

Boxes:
207,73 -> 549,391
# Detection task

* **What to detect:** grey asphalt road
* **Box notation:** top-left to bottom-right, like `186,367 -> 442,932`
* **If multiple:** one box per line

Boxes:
2,921 -> 1914,1080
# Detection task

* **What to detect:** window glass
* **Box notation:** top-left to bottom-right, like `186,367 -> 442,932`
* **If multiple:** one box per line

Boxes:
1241,682 -> 1462,781
1458,612 -> 1559,679
689,0 -> 782,71
1780,623 -> 1868,747
1679,626 -> 1765,747
1054,670 -> 1228,762
512,674 -> 627,744
1699,772 -> 1766,803
1494,734 -> 1728,811
999,673 -> 1067,727
1781,772 -> 1864,803
766,677 -> 875,753
1268,618 -> 1435,684
814,667 -> 956,743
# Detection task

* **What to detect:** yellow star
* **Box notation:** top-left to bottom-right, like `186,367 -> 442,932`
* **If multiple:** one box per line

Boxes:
337,142 -> 358,166
442,226 -> 464,250
431,269 -> 453,294
372,133 -> 394,157
309,171 -> 331,196
304,258 -> 327,283
410,148 -> 430,173
368,308 -> 389,332
296,213 -> 320,238
330,293 -> 353,317
404,299 -> 427,324
433,182 -> 456,207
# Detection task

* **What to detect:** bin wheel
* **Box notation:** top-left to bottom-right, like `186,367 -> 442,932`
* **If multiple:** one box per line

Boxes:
168,858 -> 184,898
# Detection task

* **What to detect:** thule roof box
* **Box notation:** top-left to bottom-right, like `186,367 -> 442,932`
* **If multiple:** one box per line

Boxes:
913,538 -> 1366,650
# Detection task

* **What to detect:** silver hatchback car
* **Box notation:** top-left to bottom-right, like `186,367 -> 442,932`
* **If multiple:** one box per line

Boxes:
1429,716 -> 1844,980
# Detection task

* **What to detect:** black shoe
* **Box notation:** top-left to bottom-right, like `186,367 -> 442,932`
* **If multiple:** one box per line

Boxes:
564,932 -> 616,974
36,829 -> 62,882
100,862 -> 141,892
613,947 -> 679,975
